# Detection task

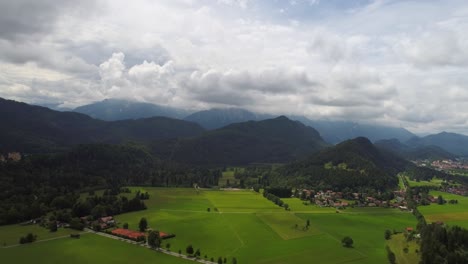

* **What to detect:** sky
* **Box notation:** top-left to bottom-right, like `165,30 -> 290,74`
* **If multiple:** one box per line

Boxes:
0,0 -> 468,135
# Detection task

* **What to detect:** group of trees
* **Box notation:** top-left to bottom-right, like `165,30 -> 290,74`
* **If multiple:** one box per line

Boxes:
420,224 -> 468,263
19,233 -> 37,244
263,190 -> 288,210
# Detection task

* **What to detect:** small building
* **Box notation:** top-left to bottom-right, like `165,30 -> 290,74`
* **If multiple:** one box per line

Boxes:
406,227 -> 414,232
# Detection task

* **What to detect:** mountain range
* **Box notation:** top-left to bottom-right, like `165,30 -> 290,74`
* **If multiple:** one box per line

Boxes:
3,97 -> 468,159
74,98 -> 191,121
70,99 -> 417,144
0,98 -> 204,153
151,116 -> 328,165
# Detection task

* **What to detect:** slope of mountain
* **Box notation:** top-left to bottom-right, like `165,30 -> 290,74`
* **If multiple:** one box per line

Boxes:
290,116 -> 416,144
406,132 -> 468,157
375,139 -> 457,160
152,116 -> 328,165
0,98 -> 205,153
74,99 -> 191,121
184,108 -> 272,129
278,137 -> 410,191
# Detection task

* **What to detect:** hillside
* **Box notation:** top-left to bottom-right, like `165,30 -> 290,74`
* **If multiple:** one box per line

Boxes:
183,108 -> 271,129
73,99 -> 191,121
375,139 -> 456,160
0,98 -> 205,153
406,132 -> 468,157
152,116 -> 328,165
277,137 -> 410,191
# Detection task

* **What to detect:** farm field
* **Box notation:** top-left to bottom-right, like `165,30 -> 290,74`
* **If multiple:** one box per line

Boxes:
1,188 -> 417,263
0,232 -> 190,264
418,191 -> 468,228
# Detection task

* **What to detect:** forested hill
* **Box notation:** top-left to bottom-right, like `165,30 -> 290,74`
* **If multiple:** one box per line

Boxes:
276,137 -> 410,191
0,98 -> 205,153
152,116 -> 329,165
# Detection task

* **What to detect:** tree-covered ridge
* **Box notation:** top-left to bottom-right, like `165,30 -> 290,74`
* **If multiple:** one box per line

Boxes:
0,97 -> 205,153
0,143 -> 221,225
151,116 -> 328,165
275,137 -> 410,191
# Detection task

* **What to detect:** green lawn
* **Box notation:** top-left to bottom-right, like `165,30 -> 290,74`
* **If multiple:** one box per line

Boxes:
418,191 -> 468,228
1,188 -> 419,263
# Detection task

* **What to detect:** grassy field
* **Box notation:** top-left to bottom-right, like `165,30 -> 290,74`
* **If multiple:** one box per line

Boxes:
0,223 -> 78,246
418,191 -> 468,228
1,188 -> 417,263
386,233 -> 420,264
0,233 -> 191,264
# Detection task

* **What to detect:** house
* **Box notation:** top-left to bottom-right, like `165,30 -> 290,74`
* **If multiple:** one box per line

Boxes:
98,216 -> 115,229
406,227 -> 414,232
7,152 -> 21,161
0,155 -> 5,162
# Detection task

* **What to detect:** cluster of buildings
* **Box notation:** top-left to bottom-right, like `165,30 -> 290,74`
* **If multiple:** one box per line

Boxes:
431,159 -> 468,171
300,189 -> 410,209
0,152 -> 22,162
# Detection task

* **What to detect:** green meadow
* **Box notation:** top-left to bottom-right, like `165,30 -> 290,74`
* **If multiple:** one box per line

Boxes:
386,233 -> 420,264
406,176 -> 444,188
418,191 -> 468,228
1,188 -> 417,263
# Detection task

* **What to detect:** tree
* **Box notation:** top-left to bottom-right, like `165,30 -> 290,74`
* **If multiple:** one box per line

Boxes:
123,222 -> 129,229
306,219 -> 310,228
224,257 -> 227,263
232,257 -> 237,264
384,229 -> 392,240
139,217 -> 148,232
283,203 -> 289,210
218,257 -> 223,264
148,231 -> 161,248
207,208 -> 211,212
386,246 -> 396,264
186,245 -> 194,256
166,243 -> 171,251
195,249 -> 201,257
49,221 -> 58,232
437,195 -> 445,205
341,236 -> 354,248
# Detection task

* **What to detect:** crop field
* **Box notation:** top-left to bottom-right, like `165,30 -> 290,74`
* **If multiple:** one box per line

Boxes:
1,188 -> 417,263
418,191 -> 468,228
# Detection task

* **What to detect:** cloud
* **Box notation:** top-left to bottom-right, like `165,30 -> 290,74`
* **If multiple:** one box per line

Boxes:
1,0 -> 468,134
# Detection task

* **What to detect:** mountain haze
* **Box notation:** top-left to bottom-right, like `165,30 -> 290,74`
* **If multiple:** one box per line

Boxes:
406,132 -> 468,157
74,99 -> 191,121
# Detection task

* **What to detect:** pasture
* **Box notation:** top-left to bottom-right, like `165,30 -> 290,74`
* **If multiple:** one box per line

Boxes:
1,188 -> 417,263
418,191 -> 468,228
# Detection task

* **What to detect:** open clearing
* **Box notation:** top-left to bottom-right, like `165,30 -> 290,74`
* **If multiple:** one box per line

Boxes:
418,191 -> 468,228
386,233 -> 420,264
1,188 -> 417,263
